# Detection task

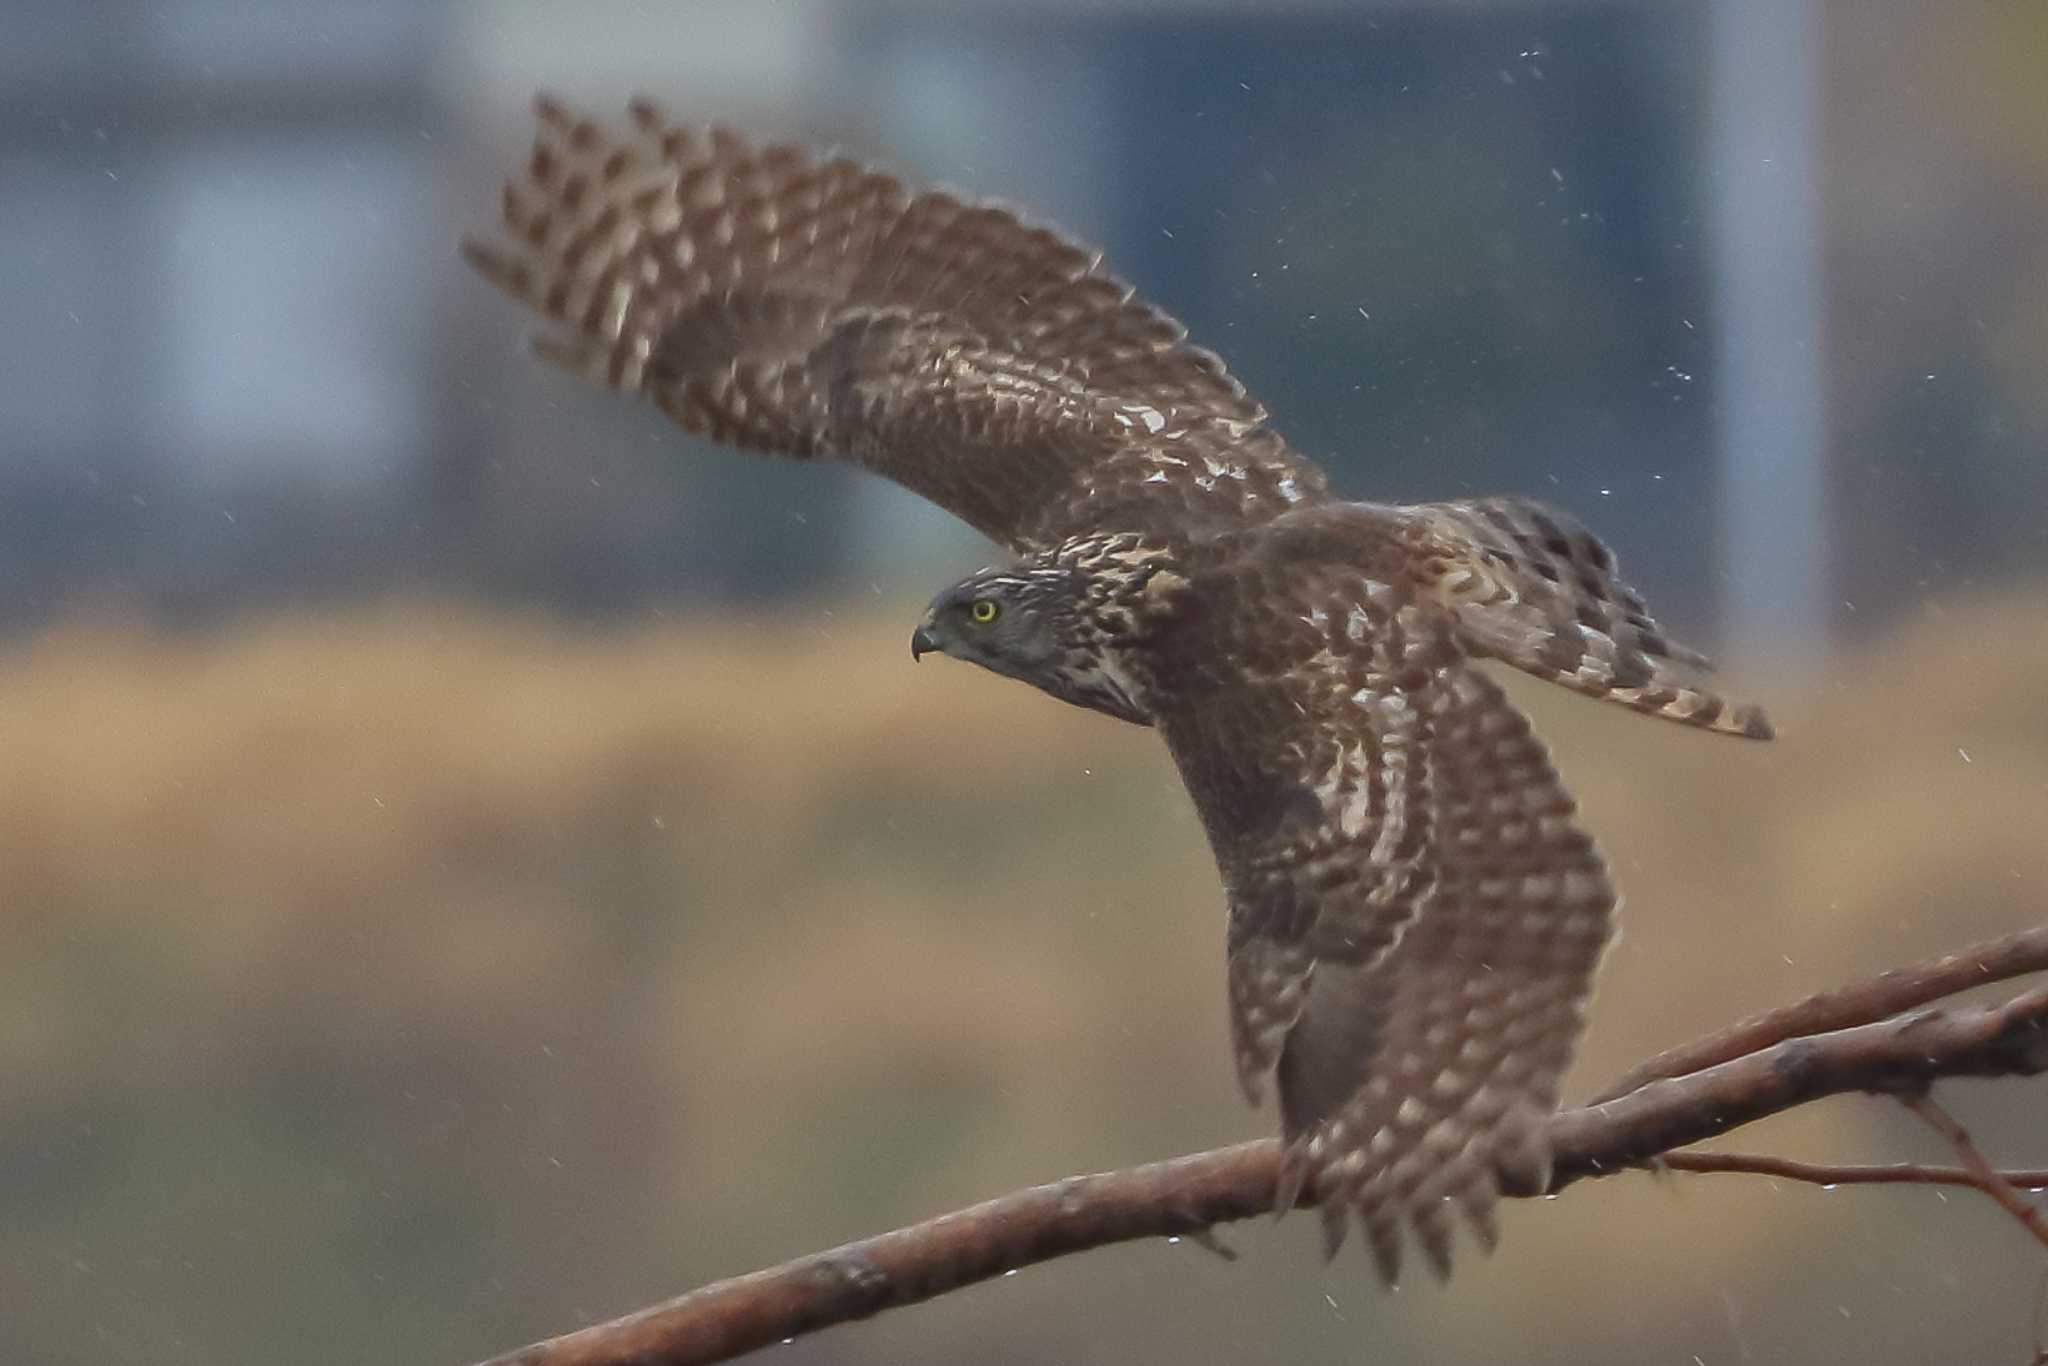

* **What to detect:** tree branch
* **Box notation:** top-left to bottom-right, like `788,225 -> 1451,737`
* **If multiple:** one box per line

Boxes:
1589,923 -> 2048,1104
469,940 -> 2048,1366
1897,1091 -> 2048,1253
1656,1149 -> 2048,1191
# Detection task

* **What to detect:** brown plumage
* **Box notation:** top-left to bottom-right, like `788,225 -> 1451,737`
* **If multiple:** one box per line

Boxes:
465,96 -> 1773,1283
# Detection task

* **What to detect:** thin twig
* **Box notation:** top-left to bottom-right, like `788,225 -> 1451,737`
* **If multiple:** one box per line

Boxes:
469,982 -> 2048,1366
1898,1091 -> 2048,1254
1657,1149 -> 2048,1191
2033,1272 -> 2048,1366
1590,923 -> 2048,1105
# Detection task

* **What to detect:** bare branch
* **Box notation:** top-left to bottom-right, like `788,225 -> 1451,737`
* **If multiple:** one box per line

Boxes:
1590,923 -> 2048,1105
1898,1091 -> 2048,1253
1657,1149 -> 2048,1191
1544,983 -> 2048,1189
469,976 -> 2048,1366
478,1144 -> 1282,1366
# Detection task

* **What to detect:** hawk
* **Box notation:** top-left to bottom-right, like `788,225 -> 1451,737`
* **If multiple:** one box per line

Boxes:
463,96 -> 1773,1282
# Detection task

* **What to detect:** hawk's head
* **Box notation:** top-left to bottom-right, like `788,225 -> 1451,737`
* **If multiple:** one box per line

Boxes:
910,562 -> 1150,725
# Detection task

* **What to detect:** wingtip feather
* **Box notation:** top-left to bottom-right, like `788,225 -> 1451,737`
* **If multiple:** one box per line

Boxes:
1320,1202 -> 1351,1261
1364,1212 -> 1403,1286
1413,1201 -> 1456,1283
459,236 -> 530,298
1272,1139 -> 1310,1223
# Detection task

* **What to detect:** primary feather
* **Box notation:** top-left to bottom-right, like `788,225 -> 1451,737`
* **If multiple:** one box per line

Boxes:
462,95 -> 1327,553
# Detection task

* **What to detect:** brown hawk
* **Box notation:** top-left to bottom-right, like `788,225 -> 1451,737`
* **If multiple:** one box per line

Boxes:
462,96 -> 1773,1283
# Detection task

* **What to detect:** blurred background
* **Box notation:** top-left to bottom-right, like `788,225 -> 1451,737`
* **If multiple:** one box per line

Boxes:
3,2 -> 2045,1363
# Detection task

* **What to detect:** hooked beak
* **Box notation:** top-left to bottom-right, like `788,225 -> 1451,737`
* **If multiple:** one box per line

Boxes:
909,623 -> 938,661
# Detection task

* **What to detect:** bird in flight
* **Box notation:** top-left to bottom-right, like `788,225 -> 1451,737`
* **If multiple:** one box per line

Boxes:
463,96 -> 1772,1283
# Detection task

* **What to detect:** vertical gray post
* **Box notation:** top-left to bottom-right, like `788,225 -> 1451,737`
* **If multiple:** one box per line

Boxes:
1711,0 -> 1829,665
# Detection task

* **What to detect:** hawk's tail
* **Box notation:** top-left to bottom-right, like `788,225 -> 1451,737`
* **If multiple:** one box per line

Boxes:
1412,497 -> 1774,741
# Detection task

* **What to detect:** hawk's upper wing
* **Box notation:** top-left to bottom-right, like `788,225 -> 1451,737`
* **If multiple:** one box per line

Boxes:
1403,496 -> 1773,738
1149,545 -> 1614,1283
462,97 -> 1330,552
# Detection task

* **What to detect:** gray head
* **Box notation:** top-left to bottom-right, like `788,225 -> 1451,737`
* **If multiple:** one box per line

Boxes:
909,561 -> 1150,724
910,564 -> 1074,679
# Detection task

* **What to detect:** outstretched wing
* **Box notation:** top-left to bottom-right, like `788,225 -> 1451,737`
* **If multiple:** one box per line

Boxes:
1150,554 -> 1614,1283
1402,496 -> 1773,739
462,96 -> 1329,552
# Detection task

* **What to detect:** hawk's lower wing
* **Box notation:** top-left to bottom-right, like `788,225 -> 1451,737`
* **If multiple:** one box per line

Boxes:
461,97 -> 1328,552
1150,561 -> 1614,1283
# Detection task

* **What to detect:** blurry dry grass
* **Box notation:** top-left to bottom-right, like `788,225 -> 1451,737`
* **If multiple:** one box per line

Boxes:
1,587 -> 2044,1366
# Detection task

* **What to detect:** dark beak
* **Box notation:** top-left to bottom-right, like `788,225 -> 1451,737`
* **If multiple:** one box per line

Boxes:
910,625 -> 937,661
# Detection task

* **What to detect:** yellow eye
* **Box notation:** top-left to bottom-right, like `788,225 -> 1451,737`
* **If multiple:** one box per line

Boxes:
970,598 -> 1000,624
